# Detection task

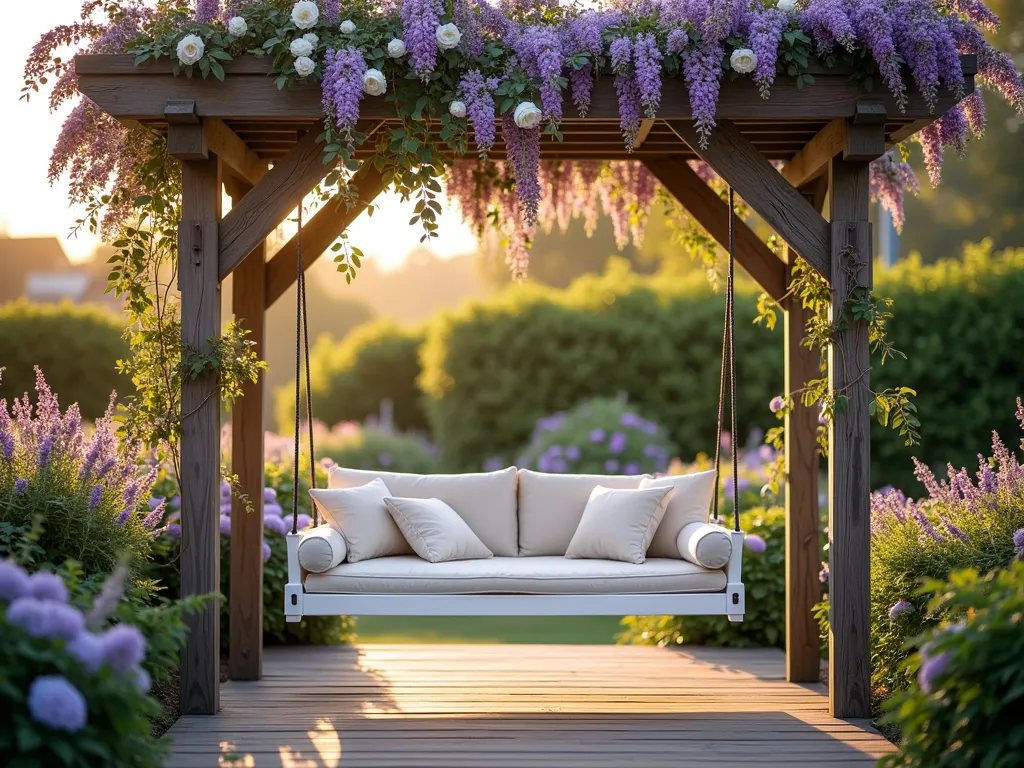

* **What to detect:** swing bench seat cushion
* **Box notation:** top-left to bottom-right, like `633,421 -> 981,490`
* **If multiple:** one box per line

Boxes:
302,555 -> 728,595
296,525 -> 348,573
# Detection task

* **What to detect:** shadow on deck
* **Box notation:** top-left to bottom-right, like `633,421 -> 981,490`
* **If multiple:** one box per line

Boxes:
163,644 -> 894,767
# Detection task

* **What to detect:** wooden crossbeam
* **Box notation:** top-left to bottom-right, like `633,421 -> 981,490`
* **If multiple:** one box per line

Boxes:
634,118 -> 656,148
668,119 -> 832,280
643,157 -> 787,302
205,118 -> 268,187
783,106 -> 886,188
218,128 -> 328,279
264,162 -> 387,308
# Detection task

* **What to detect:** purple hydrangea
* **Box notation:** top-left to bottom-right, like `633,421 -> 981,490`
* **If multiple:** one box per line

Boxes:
265,502 -> 284,517
133,667 -> 152,693
918,650 -> 950,694
219,514 -> 232,536
483,456 -> 504,472
566,445 -> 581,461
589,429 -> 606,443
27,676 -> 88,733
0,559 -> 31,602
378,452 -> 392,467
624,462 -> 641,475
608,432 -> 627,454
296,513 -> 313,531
67,631 -> 106,674
167,522 -> 182,539
889,599 -> 915,619
8,598 -> 84,641
264,487 -> 278,504
264,514 -> 289,537
604,459 -> 620,473
744,534 -> 767,553
28,571 -> 68,603
262,541 -> 273,562
101,624 -> 146,674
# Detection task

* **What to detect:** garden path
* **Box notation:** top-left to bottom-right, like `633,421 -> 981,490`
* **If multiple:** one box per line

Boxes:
162,644 -> 895,767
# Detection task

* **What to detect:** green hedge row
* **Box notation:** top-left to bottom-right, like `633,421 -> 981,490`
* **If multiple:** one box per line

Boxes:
0,299 -> 128,420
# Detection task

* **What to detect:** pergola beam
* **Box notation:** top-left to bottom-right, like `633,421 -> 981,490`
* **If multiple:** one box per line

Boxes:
668,119 -> 832,280
642,157 -> 787,302
264,161 -> 387,308
164,102 -> 269,186
783,105 -> 886,188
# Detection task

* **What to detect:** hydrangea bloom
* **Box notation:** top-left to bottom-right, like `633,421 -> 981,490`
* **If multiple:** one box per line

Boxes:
67,631 -> 106,674
744,533 -> 767,553
264,514 -> 289,536
0,559 -> 31,602
101,624 -> 146,674
28,571 -> 68,603
27,676 -> 88,733
918,649 -> 950,693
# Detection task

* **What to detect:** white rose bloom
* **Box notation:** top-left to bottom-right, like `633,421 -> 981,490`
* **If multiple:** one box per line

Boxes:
362,68 -> 387,96
730,48 -> 758,74
302,33 -> 319,47
777,0 -> 797,12
290,38 -> 313,57
340,19 -> 356,34
435,23 -> 461,50
294,56 -> 316,77
227,17 -> 248,37
291,0 -> 319,30
449,100 -> 467,118
177,34 -> 205,66
513,101 -> 542,129
387,38 -> 407,58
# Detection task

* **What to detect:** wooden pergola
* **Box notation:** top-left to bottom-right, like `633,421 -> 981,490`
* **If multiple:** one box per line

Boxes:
76,53 -> 975,720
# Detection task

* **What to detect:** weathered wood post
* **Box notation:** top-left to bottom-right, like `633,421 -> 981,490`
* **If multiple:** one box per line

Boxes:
171,115 -> 223,715
827,149 -> 873,718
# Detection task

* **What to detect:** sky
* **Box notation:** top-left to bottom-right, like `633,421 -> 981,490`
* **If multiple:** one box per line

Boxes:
1,1 -> 478,269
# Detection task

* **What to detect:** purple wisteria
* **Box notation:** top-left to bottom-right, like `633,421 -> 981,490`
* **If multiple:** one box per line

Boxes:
869,149 -> 920,232
802,0 -> 857,54
401,0 -> 443,78
633,33 -> 664,117
516,26 -> 565,126
750,7 -> 789,98
195,0 -> 220,24
321,47 -> 366,141
610,37 -> 642,150
502,115 -> 542,226
458,70 -> 500,154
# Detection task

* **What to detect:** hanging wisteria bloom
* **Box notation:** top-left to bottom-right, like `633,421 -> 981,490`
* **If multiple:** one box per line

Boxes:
749,7 -> 789,98
458,70 -> 500,154
869,149 -> 919,232
321,46 -> 366,141
402,0 -> 443,77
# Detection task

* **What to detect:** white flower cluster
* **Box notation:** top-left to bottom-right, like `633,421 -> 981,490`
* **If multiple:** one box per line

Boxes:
730,48 -> 758,75
291,0 -> 318,30
435,23 -> 461,50
363,69 -> 387,96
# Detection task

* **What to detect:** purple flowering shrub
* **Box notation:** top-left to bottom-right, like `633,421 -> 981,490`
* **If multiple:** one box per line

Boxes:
0,560 -> 164,767
878,563 -> 1024,768
313,423 -> 440,475
0,368 -> 157,583
145,459 -> 354,652
511,398 -> 675,477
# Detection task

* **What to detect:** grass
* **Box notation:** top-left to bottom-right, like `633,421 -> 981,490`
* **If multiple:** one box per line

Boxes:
352,616 -> 626,644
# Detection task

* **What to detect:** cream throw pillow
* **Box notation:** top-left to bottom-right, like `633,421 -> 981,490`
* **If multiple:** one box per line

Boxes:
640,470 -> 718,558
564,485 -> 675,564
384,497 -> 493,563
309,478 -> 412,563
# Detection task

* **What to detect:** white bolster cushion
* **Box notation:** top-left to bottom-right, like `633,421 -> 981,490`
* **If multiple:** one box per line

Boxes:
297,525 -> 348,573
676,523 -> 732,570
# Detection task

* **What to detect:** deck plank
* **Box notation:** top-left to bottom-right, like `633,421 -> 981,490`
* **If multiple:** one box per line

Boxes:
162,644 -> 894,767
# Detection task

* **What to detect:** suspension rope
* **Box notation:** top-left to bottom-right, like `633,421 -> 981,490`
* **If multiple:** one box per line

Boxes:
712,187 -> 741,533
292,199 -> 316,534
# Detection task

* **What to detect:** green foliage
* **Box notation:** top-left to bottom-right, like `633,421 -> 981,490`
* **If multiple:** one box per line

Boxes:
514,398 -> 675,475
276,320 -> 428,435
317,426 -> 440,474
0,300 -> 128,421
420,261 -> 783,471
620,506 -> 786,649
871,242 -> 1024,490
879,564 -> 1024,768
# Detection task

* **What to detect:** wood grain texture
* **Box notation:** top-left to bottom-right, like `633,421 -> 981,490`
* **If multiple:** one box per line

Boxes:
783,247 -> 823,682
75,54 -> 974,124
669,120 -> 832,280
218,128 -> 327,279
643,157 -> 787,301
205,118 -> 268,186
782,120 -> 845,188
167,123 -> 207,160
161,645 -> 894,767
229,204 -> 266,682
178,154 -> 222,716
827,157 -> 872,719
264,162 -> 387,308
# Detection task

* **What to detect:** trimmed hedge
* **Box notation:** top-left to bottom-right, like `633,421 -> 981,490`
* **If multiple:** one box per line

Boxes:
419,261 -> 783,471
275,319 -> 427,434
0,300 -> 128,419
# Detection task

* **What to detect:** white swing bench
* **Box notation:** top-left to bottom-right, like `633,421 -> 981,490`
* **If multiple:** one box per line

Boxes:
284,466 -> 745,623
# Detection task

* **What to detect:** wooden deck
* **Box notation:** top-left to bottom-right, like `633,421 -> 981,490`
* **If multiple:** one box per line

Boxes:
163,644 -> 896,767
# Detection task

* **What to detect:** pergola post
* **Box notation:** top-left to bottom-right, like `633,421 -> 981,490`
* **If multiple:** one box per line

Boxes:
783,254 -> 822,683
229,182 -> 267,681
176,137 -> 223,715
826,152 -> 873,718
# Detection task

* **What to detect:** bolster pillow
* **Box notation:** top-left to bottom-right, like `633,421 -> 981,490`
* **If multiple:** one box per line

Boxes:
297,525 -> 347,573
676,522 -> 732,570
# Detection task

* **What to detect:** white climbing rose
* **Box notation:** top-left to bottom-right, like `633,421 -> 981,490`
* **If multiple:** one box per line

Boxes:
340,19 -> 356,34
291,1 -> 319,30
227,17 -> 247,37
177,34 -> 205,66
777,0 -> 797,12
294,56 -> 316,77
730,48 -> 758,74
362,68 -> 387,96
290,38 -> 313,57
435,23 -> 461,50
513,101 -> 542,129
302,33 -> 319,47
387,38 -> 407,58
449,100 -> 467,118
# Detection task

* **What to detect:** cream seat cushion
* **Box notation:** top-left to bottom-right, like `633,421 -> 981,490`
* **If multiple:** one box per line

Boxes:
640,470 -> 718,558
384,497 -> 493,563
564,485 -> 675,564
296,525 -> 348,573
329,466 -> 518,557
304,556 -> 727,595
517,470 -> 649,556
309,478 -> 412,563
